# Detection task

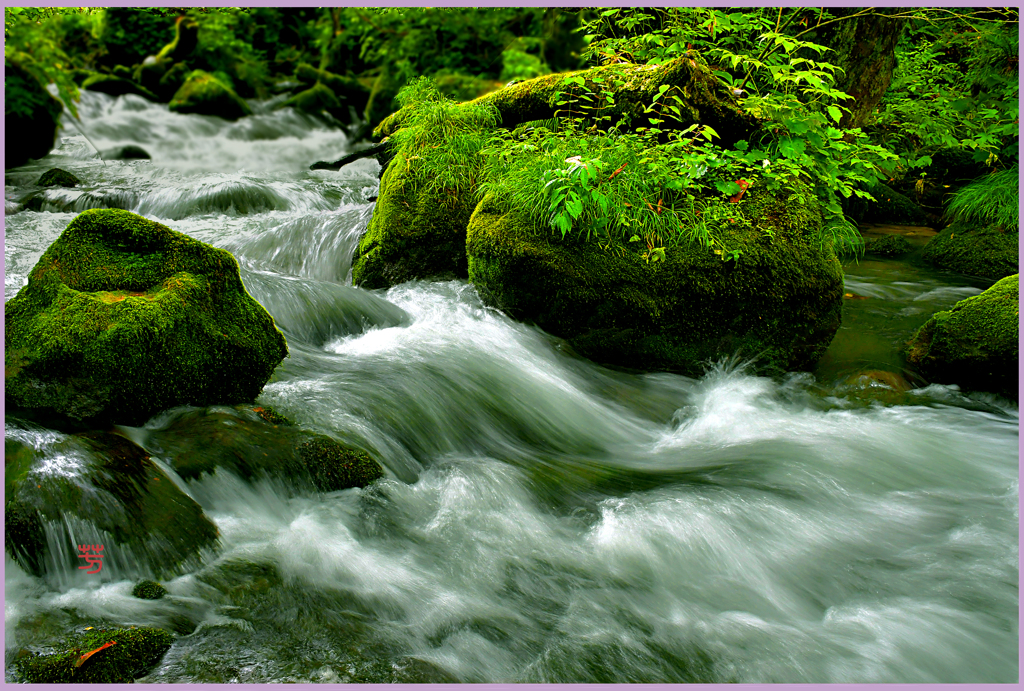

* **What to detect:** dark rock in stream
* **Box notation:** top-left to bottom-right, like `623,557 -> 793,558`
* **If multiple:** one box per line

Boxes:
132,580 -> 168,600
5,58 -> 64,168
37,167 -> 81,188
864,234 -> 914,257
4,428 -> 220,578
99,144 -> 151,160
82,73 -> 159,102
4,209 -> 289,426
144,405 -> 384,493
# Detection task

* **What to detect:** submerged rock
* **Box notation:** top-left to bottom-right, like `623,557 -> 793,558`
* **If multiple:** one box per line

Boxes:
905,273 -> 1019,399
467,184 -> 844,377
145,405 -> 384,492
4,429 -> 219,578
922,219 -> 1018,280
10,625 -> 174,683
37,167 -> 81,188
132,580 -> 168,600
4,208 -> 288,425
864,234 -> 914,257
168,70 -> 251,120
5,59 -> 64,168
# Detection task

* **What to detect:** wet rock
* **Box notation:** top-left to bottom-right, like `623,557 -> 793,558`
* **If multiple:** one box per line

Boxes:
4,208 -> 288,425
905,274 -> 1019,399
145,405 -> 384,492
99,144 -> 151,160
294,63 -> 370,115
843,369 -> 912,392
4,429 -> 219,578
132,580 -> 168,600
279,82 -> 347,121
467,184 -> 844,377
10,626 -> 174,683
168,70 -> 252,120
37,168 -> 81,188
81,73 -> 158,102
5,59 -> 64,168
864,234 -> 914,257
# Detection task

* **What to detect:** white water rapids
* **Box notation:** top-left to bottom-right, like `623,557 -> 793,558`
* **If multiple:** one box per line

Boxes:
3,91 -> 1018,683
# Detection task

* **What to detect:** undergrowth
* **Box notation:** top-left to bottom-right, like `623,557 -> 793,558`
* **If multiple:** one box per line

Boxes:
945,166 -> 1019,229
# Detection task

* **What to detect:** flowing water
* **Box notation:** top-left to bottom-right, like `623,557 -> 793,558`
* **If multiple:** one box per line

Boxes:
3,91 -> 1018,683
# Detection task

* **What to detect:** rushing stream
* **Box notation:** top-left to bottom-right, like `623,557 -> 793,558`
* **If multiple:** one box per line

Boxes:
4,91 -> 1018,683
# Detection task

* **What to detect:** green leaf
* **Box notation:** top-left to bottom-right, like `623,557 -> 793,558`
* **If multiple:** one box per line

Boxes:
714,180 -> 742,196
827,105 -> 842,123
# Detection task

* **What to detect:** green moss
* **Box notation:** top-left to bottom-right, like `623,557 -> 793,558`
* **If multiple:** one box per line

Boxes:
37,168 -> 82,188
5,208 -> 288,425
281,83 -> 344,119
905,274 -> 1019,398
168,70 -> 252,120
298,435 -> 385,491
12,626 -> 173,683
5,430 -> 220,577
81,73 -> 158,101
150,406 -> 384,493
864,234 -> 914,257
375,56 -> 756,146
922,218 -> 1019,279
132,580 -> 167,600
352,155 -> 477,288
467,183 -> 844,376
294,63 -> 370,111
253,404 -> 293,426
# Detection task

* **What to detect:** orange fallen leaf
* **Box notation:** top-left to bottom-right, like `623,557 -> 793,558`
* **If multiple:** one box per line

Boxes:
75,640 -> 116,668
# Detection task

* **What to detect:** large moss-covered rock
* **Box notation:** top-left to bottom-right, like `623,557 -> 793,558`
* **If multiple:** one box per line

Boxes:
922,219 -> 1019,279
352,153 -> 475,288
5,59 -> 64,168
864,233 -> 914,257
295,63 -> 370,113
10,625 -> 173,683
4,208 -> 288,425
4,429 -> 219,578
905,274 -> 1019,399
168,70 -> 251,120
144,405 -> 384,492
467,185 -> 844,376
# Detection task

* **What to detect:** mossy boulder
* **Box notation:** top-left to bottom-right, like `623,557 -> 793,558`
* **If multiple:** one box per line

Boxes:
132,580 -> 168,600
145,405 -> 384,492
168,70 -> 251,120
4,208 -> 288,425
905,274 -> 1019,399
467,185 -> 844,376
280,82 -> 346,121
294,63 -> 370,114
864,233 -> 914,257
81,73 -> 158,102
352,153 -> 475,288
5,59 -> 64,168
4,430 -> 219,578
10,626 -> 173,683
921,219 -> 1019,280
38,167 -> 81,188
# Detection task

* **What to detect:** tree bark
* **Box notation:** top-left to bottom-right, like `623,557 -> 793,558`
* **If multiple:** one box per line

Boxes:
817,8 -> 907,129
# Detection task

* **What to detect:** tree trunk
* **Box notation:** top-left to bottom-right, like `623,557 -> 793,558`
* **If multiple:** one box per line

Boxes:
817,8 -> 907,129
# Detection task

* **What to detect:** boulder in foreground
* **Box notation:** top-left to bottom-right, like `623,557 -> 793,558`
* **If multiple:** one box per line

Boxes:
5,208 -> 288,425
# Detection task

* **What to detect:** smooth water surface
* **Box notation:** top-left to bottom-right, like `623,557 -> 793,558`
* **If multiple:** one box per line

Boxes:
4,92 -> 1018,683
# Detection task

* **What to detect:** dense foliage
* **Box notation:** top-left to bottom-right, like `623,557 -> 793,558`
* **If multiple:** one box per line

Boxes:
4,6 -> 1017,256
